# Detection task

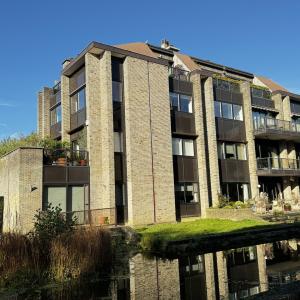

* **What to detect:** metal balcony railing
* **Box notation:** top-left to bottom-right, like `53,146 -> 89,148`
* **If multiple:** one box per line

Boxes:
43,149 -> 89,166
257,157 -> 300,171
213,78 -> 240,93
251,87 -> 271,99
253,117 -> 300,134
169,67 -> 190,81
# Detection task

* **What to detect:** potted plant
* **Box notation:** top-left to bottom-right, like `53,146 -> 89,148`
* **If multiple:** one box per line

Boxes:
284,202 -> 292,212
55,150 -> 67,166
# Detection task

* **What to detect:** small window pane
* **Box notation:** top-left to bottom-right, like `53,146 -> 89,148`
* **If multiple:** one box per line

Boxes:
214,101 -> 222,118
172,138 -> 182,155
225,143 -> 236,159
185,183 -> 199,203
222,102 -> 233,119
236,144 -> 246,160
56,105 -> 61,123
114,132 -> 123,153
233,104 -> 243,121
78,89 -> 85,110
183,139 -> 194,156
112,81 -> 122,102
180,94 -> 192,113
45,187 -> 66,212
170,93 -> 179,111
217,142 -> 224,159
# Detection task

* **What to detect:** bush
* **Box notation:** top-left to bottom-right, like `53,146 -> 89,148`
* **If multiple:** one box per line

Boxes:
217,193 -> 230,208
31,205 -> 76,242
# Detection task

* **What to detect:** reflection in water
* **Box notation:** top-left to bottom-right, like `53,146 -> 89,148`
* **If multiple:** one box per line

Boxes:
9,239 -> 300,299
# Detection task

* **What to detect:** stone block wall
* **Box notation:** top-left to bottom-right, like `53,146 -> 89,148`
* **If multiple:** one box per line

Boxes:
0,148 -> 43,233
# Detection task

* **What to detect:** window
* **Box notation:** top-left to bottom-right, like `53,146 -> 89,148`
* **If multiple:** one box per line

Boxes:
170,92 -> 193,113
221,182 -> 250,201
44,187 -> 67,212
233,104 -> 243,121
218,142 -> 247,160
175,183 -> 199,203
172,138 -> 194,156
222,102 -> 233,119
112,81 -> 122,102
71,88 -> 86,114
172,138 -> 182,155
180,94 -> 192,113
215,101 -> 243,121
214,101 -> 222,118
50,105 -> 61,125
114,132 -> 123,153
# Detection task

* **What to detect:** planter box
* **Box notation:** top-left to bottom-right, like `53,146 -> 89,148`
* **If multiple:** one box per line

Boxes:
206,208 -> 261,221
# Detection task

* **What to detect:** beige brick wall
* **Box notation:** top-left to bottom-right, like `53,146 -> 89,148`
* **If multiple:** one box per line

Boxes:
256,244 -> 268,292
272,93 -> 283,119
190,72 -> 209,215
129,254 -> 180,300
123,57 -> 175,225
61,74 -> 70,142
203,77 -> 220,206
37,91 -> 43,136
204,253 -> 216,299
241,82 -> 259,199
85,51 -> 115,216
0,148 -> 43,233
282,95 -> 291,121
39,87 -> 52,138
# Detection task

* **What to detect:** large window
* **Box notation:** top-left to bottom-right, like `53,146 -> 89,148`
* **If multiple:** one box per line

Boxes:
71,88 -> 86,114
114,132 -> 123,153
170,92 -> 193,113
112,81 -> 122,102
50,105 -> 62,125
214,101 -> 243,121
221,182 -> 250,201
44,187 -> 67,212
172,138 -> 194,156
218,142 -> 247,160
175,183 -> 199,203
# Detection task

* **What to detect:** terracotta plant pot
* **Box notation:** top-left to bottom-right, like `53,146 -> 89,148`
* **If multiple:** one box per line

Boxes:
57,157 -> 67,166
80,159 -> 87,166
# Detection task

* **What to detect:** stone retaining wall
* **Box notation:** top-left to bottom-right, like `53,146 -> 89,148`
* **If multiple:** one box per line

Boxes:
206,208 -> 262,220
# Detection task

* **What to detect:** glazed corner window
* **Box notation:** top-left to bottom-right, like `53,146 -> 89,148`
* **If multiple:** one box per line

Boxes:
175,183 -> 199,203
222,102 -> 233,119
114,132 -> 123,153
215,101 -> 243,121
50,105 -> 62,126
233,104 -> 243,121
172,138 -> 194,156
170,92 -> 193,113
112,81 -> 122,102
71,88 -> 86,114
214,101 -> 222,118
218,142 -> 247,160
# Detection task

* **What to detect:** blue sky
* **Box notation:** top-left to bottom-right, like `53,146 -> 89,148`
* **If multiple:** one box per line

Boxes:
0,0 -> 300,139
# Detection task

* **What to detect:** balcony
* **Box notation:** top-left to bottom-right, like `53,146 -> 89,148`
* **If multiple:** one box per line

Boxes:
168,67 -> 190,81
213,78 -> 240,94
257,157 -> 300,177
70,107 -> 86,132
43,149 -> 89,185
253,117 -> 300,142
50,121 -> 61,139
251,87 -> 275,110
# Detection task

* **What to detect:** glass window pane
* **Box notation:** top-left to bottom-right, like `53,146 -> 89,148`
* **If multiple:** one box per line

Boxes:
78,88 -> 86,110
185,183 -> 199,203
180,94 -> 192,113
172,138 -> 182,155
225,143 -> 236,159
217,142 -> 224,159
114,132 -> 123,153
233,104 -> 243,121
56,105 -> 61,123
214,101 -> 222,118
175,183 -> 185,203
112,81 -> 122,102
170,93 -> 179,111
45,187 -> 66,212
183,139 -> 194,156
71,186 -> 85,224
236,144 -> 246,160
222,102 -> 233,119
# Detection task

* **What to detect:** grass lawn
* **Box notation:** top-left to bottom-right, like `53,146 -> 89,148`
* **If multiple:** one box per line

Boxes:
136,218 -> 274,252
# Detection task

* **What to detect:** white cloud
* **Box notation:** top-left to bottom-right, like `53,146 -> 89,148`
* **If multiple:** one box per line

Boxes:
0,102 -> 15,107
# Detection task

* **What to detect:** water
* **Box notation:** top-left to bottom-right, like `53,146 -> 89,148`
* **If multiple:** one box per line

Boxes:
5,239 -> 300,300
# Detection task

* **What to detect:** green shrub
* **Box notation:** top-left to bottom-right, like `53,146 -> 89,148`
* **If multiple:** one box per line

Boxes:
217,193 -> 230,208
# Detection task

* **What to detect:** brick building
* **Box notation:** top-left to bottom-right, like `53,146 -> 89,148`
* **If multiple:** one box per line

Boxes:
1,40 -> 300,232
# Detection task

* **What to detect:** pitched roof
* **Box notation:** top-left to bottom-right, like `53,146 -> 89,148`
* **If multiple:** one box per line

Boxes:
115,42 -> 157,59
175,53 -> 200,72
256,76 -> 289,92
